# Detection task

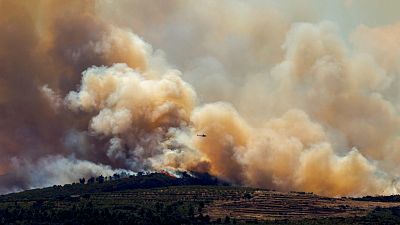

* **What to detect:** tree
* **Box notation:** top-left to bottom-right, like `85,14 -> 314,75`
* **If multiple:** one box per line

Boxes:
244,193 -> 252,199
198,202 -> 204,213
113,173 -> 120,180
188,206 -> 194,218
96,175 -> 104,184
79,178 -> 85,184
224,215 -> 231,224
87,177 -> 95,184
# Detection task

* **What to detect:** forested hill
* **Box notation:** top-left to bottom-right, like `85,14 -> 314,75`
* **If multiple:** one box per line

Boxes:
0,172 -> 227,201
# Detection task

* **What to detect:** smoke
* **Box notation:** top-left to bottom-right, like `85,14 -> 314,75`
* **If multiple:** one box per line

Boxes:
0,0 -> 400,197
64,63 -> 195,171
0,0 -> 153,193
0,155 -> 131,194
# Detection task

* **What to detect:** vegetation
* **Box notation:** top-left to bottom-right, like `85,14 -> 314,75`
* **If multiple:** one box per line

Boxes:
0,173 -> 400,224
0,172 -> 226,202
352,195 -> 400,202
253,207 -> 400,225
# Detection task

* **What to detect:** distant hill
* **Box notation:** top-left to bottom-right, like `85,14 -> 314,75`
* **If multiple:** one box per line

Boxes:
1,173 -> 400,225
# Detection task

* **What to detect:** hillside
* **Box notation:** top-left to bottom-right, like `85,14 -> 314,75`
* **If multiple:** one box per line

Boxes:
0,172 -> 224,202
1,173 -> 400,225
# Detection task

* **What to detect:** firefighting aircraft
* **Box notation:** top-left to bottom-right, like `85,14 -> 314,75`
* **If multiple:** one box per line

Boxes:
197,134 -> 207,137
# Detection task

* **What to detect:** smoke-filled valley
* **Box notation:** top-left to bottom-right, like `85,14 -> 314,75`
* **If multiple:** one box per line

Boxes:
1,0 -> 400,197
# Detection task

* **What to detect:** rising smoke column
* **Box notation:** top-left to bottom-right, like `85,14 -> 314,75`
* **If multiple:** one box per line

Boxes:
63,20 -> 400,196
65,63 -> 196,171
0,0 -> 400,197
0,0 -> 154,192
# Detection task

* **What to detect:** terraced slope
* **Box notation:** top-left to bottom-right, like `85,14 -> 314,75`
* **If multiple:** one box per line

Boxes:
205,189 -> 400,220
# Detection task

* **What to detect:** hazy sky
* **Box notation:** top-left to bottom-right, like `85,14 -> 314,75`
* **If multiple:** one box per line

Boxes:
100,0 -> 400,42
307,0 -> 400,34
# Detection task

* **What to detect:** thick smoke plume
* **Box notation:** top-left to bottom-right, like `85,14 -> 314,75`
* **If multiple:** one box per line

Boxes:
1,0 -> 400,197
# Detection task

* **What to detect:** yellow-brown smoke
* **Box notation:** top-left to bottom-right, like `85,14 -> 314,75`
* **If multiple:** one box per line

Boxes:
0,0 -> 151,192
0,0 -> 400,197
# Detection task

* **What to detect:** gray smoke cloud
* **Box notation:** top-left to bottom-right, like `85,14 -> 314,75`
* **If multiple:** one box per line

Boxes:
1,0 -> 400,197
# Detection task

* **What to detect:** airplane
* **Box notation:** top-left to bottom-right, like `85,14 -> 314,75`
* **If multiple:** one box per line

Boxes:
197,134 -> 207,137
